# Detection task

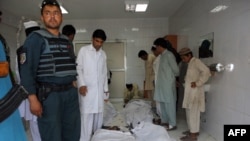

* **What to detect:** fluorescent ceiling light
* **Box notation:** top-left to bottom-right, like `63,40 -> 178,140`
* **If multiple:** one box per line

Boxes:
131,27 -> 139,31
125,4 -> 136,12
125,0 -> 149,12
135,4 -> 148,12
210,5 -> 228,13
60,5 -> 68,14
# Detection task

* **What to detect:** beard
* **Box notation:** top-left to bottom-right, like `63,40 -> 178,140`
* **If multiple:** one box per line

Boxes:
44,18 -> 61,30
46,24 -> 60,29
44,23 -> 61,30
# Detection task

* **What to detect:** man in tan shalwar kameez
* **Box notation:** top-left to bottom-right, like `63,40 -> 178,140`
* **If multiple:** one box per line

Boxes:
124,83 -> 141,105
138,50 -> 156,105
178,47 -> 211,141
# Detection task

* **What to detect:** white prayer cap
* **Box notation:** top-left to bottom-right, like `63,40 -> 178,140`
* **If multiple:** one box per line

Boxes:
23,21 -> 39,29
23,21 -> 40,36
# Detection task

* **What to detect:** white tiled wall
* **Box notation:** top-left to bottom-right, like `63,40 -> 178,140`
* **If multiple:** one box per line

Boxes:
63,18 -> 169,89
1,16 -> 169,92
2,1 -> 250,140
169,0 -> 250,140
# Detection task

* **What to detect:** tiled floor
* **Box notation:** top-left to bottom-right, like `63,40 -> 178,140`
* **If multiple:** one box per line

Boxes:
167,110 -> 217,141
26,101 -> 217,141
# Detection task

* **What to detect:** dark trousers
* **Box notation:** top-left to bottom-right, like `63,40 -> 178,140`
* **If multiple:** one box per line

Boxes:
38,87 -> 80,141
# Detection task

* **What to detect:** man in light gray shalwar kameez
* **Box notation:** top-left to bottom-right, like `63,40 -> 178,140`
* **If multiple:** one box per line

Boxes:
153,38 -> 179,130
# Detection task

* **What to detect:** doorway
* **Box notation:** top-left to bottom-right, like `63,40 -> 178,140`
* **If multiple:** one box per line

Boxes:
74,41 -> 125,99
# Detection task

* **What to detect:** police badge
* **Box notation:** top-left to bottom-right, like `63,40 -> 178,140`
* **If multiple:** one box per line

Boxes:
20,53 -> 26,64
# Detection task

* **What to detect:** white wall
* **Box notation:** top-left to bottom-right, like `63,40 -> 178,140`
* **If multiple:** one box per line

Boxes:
1,15 -> 169,91
63,18 -> 169,90
2,1 -> 250,140
170,0 -> 250,140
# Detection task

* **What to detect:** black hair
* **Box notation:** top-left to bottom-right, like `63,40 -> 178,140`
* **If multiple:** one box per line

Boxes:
153,38 -> 168,48
151,46 -> 156,51
138,50 -> 148,58
154,37 -> 181,64
126,84 -> 133,89
41,0 -> 60,14
92,29 -> 106,41
62,25 -> 76,36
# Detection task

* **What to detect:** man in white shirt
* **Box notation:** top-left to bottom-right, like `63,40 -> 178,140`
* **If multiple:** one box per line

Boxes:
77,29 -> 109,141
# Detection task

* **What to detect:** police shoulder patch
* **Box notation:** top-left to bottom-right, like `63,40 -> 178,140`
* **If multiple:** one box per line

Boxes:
20,53 -> 26,64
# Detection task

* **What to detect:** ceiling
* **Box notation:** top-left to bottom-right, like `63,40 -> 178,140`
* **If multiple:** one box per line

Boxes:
0,0 -> 186,20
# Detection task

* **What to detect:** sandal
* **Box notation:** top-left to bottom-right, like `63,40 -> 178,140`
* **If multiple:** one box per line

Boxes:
182,130 -> 190,135
160,123 -> 169,128
180,135 -> 197,141
166,125 -> 177,131
182,130 -> 199,136
180,135 -> 189,140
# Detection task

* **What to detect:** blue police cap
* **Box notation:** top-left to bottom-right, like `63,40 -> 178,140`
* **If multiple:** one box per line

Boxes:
41,0 -> 60,8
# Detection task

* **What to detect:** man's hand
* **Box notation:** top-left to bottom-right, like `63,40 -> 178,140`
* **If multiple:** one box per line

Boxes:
104,91 -> 109,101
79,86 -> 87,96
191,82 -> 196,88
28,95 -> 43,117
72,81 -> 77,88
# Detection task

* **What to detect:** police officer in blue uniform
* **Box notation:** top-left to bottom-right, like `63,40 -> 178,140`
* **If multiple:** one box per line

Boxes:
19,0 -> 80,141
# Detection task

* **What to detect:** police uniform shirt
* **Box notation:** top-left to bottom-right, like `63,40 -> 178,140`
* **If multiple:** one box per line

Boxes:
20,30 -> 76,95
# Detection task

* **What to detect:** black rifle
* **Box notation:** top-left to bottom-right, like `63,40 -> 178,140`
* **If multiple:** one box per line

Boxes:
0,84 -> 28,122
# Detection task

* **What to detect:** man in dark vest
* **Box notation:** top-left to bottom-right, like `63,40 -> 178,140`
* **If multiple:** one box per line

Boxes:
19,0 -> 80,141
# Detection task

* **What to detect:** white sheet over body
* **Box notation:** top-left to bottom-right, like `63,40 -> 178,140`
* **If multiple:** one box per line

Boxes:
121,99 -> 153,127
91,129 -> 135,141
103,101 -> 117,126
132,122 -> 176,141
